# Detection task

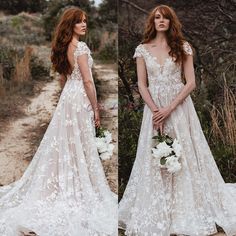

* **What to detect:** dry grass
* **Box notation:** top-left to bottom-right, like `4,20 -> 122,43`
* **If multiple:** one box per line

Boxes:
13,46 -> 33,83
0,64 -> 6,97
0,46 -> 42,134
0,46 -> 34,98
210,81 -> 236,155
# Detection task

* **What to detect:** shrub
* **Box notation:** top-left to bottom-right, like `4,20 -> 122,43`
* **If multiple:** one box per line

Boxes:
118,97 -> 143,198
95,41 -> 117,62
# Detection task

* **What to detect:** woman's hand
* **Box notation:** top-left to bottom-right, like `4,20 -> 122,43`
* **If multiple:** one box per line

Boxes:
152,110 -> 165,134
153,106 -> 172,123
153,120 -> 165,134
94,109 -> 100,128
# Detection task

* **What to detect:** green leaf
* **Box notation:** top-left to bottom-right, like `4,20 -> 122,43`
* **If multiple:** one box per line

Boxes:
160,157 -> 166,165
96,126 -> 106,137
166,138 -> 172,144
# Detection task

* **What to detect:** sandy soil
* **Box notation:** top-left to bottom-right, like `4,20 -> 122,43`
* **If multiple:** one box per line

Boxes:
0,77 -> 60,185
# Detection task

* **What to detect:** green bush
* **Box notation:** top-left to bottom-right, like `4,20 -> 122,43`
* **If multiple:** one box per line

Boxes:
30,56 -> 50,81
118,97 -> 143,198
95,41 -> 117,62
0,0 -> 47,14
11,16 -> 23,31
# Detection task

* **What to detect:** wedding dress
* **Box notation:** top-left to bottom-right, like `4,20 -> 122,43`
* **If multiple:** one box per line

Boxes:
118,42 -> 236,236
0,41 -> 117,236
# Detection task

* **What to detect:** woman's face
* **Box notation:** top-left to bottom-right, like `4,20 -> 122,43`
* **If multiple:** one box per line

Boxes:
73,14 -> 87,36
154,10 -> 170,32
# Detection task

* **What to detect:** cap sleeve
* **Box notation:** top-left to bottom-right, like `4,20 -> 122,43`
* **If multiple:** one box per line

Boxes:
133,45 -> 143,58
74,41 -> 91,57
183,41 -> 193,56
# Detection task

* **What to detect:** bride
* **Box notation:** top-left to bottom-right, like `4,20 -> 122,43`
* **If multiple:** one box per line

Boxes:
0,7 -> 117,236
118,4 -> 236,236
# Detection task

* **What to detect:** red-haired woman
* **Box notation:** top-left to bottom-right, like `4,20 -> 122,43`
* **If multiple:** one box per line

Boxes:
0,7 -> 117,236
119,5 -> 236,236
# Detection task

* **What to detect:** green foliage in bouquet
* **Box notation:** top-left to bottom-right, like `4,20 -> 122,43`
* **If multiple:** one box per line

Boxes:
96,126 -> 107,138
152,132 -> 173,145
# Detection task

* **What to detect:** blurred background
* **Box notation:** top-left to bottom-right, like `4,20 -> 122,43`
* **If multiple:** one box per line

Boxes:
118,0 -> 236,199
0,0 -> 118,193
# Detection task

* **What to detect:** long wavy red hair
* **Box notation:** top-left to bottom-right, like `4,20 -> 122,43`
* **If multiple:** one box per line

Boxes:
51,7 -> 86,76
142,5 -> 191,64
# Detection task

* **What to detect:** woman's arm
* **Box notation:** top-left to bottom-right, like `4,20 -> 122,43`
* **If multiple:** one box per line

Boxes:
136,57 -> 159,113
59,74 -> 66,88
153,54 -> 196,123
77,54 -> 100,127
170,54 -> 196,110
77,54 -> 98,110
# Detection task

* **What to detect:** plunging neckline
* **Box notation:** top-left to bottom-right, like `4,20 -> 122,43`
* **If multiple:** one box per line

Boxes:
141,44 -> 171,67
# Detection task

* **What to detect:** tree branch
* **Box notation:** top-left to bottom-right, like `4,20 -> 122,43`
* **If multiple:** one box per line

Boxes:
120,0 -> 148,14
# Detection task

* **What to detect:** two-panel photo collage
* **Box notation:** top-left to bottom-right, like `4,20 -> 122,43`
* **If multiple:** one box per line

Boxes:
0,0 -> 235,235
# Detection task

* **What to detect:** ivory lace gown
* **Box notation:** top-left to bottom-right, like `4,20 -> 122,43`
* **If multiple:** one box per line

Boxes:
118,42 -> 236,236
0,41 -> 117,236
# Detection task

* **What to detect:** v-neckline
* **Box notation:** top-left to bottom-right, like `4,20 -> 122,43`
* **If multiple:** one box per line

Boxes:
141,44 -> 171,67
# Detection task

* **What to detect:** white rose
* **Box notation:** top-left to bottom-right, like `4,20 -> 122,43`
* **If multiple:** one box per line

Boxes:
172,139 -> 182,158
98,144 -> 108,153
95,137 -> 105,148
152,141 -> 173,158
165,155 -> 181,173
152,148 -> 161,159
165,155 -> 176,162
107,143 -> 114,155
96,137 -> 108,153
100,151 -> 112,160
104,130 -> 112,143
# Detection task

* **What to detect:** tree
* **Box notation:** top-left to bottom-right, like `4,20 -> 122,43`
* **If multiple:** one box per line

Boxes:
0,0 -> 47,14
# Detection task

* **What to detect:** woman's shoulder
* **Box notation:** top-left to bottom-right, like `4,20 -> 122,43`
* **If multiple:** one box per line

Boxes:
77,41 -> 90,51
77,40 -> 88,47
75,41 -> 91,56
182,41 -> 193,56
133,43 -> 146,58
136,43 -> 147,51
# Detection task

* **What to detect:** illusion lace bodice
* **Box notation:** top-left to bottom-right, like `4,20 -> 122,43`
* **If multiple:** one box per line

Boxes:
133,42 -> 192,106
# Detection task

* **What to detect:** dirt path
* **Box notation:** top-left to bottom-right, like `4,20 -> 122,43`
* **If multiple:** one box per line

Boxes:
0,77 -> 60,185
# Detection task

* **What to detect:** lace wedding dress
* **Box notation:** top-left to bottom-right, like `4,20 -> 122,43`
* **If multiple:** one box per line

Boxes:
0,41 -> 117,236
118,42 -> 236,236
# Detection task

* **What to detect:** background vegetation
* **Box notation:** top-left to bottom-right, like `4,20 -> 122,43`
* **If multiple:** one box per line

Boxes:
118,0 -> 236,198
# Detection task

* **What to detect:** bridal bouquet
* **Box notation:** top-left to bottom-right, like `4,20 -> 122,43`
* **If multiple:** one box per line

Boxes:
95,127 -> 114,160
151,133 -> 182,173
